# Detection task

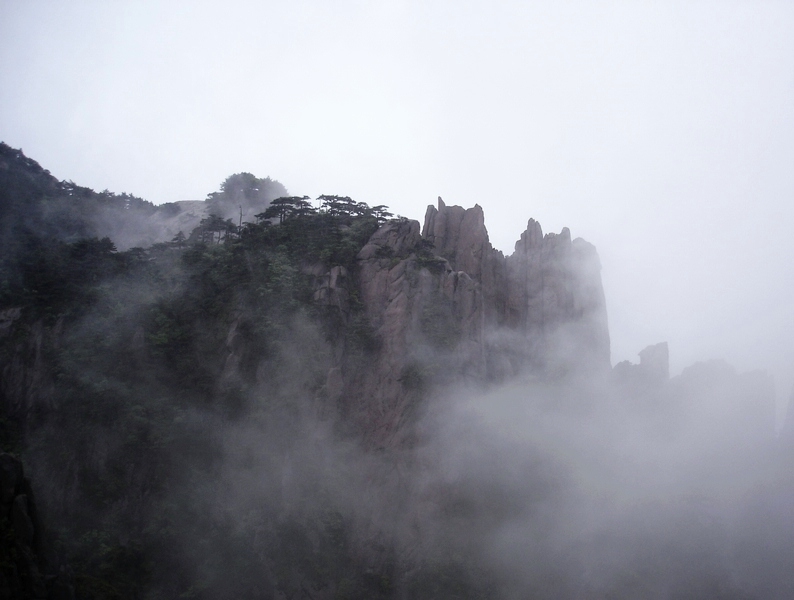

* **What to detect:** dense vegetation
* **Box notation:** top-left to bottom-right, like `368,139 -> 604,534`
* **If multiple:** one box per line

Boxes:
0,146 -> 494,599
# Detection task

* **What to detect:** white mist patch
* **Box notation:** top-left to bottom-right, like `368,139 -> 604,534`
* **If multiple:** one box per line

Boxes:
417,362 -> 787,598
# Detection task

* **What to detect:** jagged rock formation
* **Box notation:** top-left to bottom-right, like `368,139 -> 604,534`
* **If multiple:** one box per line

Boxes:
423,198 -> 610,369
339,199 -> 610,446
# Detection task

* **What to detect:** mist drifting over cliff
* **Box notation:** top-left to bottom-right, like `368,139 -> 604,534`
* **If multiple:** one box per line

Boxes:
1,142 -> 793,598
420,367 -> 786,598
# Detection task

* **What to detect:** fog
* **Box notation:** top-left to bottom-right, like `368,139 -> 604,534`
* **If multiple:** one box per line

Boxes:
47,306 -> 790,597
1,150 -> 792,595
2,2 -> 794,597
34,294 -> 787,597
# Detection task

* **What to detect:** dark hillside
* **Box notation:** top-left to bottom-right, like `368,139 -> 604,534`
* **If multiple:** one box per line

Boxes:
1,171 -> 492,597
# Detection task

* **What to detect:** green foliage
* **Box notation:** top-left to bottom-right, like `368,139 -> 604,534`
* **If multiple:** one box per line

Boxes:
241,195 -> 381,272
415,238 -> 447,274
206,172 -> 288,222
5,194 -> 388,597
0,233 -> 135,321
415,254 -> 448,274
0,154 -> 425,598
0,143 -> 166,280
259,195 -> 315,223
190,214 -> 238,245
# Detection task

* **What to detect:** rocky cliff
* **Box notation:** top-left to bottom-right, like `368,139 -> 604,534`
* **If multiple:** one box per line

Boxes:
3,145 -> 792,599
335,198 -> 610,446
202,198 -> 610,448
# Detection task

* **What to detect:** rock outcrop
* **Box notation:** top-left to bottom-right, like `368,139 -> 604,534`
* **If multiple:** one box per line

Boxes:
339,199 -> 611,446
504,219 -> 610,373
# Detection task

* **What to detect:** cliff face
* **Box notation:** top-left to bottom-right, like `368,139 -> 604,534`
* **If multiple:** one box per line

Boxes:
0,197 -> 610,451
339,198 -> 610,446
423,197 -> 610,371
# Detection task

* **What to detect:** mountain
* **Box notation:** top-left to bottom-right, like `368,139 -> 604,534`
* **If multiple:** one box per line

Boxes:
0,142 -> 286,255
0,144 -> 791,599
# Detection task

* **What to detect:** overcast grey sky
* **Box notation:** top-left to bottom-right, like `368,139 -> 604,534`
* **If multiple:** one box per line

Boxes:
2,1 -> 793,414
